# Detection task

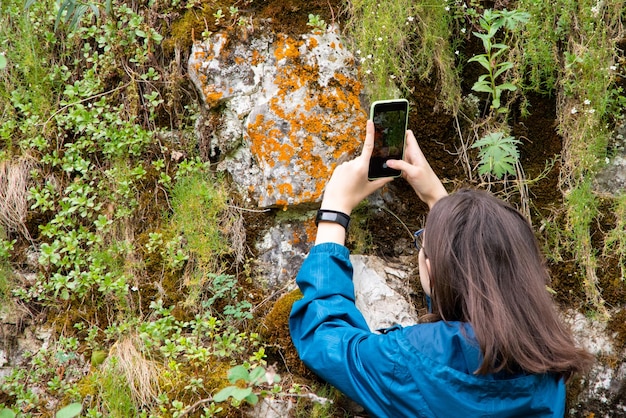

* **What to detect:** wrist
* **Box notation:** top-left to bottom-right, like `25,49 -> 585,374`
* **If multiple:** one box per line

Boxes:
315,209 -> 351,230
315,222 -> 346,245
426,186 -> 448,209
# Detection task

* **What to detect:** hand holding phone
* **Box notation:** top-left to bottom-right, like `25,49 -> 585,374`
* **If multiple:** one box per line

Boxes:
368,99 -> 409,180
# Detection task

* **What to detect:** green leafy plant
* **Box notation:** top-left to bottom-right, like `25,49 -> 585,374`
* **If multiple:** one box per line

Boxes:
468,9 -> 530,112
306,14 -> 327,33
25,0 -> 112,30
471,131 -> 521,178
214,364 -> 281,407
604,194 -> 626,281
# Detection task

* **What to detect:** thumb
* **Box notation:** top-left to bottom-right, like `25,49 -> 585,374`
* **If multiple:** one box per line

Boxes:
360,120 -> 376,161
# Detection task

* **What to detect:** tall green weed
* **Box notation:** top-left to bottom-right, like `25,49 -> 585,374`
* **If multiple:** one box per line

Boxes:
343,0 -> 460,110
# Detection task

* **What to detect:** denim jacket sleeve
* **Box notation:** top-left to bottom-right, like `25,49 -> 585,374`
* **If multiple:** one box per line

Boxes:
289,243 -> 406,416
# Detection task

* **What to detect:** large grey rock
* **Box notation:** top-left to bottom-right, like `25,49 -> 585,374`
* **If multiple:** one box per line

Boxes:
352,255 -> 420,330
565,310 -> 626,415
189,25 -> 367,208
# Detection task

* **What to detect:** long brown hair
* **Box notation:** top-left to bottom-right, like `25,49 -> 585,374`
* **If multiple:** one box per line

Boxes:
422,188 -> 593,379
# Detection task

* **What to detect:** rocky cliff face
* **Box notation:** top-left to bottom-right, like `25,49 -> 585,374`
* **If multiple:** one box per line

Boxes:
185,23 -> 626,416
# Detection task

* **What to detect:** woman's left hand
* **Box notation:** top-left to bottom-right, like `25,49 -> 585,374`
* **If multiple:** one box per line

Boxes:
320,120 -> 394,215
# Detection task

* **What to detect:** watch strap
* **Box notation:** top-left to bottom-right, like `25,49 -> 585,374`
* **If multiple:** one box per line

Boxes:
315,209 -> 350,230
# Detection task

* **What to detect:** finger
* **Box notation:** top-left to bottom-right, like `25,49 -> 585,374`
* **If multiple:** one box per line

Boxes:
360,120 -> 375,160
385,158 -> 412,172
404,130 -> 418,155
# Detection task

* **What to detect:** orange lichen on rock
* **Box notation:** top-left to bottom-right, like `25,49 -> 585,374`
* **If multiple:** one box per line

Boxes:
278,183 -> 293,196
333,73 -> 364,109
248,114 -> 295,168
202,85 -> 224,108
274,62 -> 318,95
274,34 -> 302,62
304,217 -> 317,243
245,33 -> 366,207
251,49 -> 265,65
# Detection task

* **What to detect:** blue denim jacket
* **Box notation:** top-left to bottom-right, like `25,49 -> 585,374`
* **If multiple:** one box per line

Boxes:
289,243 -> 565,418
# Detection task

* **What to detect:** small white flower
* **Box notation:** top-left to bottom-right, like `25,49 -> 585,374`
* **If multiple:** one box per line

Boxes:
588,108 -> 596,114
455,50 -> 459,55
584,99 -> 591,105
367,54 -> 373,59
571,107 -> 578,114
132,286 -> 139,292
407,16 -> 415,22
445,6 -> 450,11
390,75 -> 396,79
461,27 -> 466,34
356,49 -> 361,55
360,57 -> 366,63
610,65 -> 617,71
377,37 -> 383,41
606,157 -> 610,164
365,69 -> 372,75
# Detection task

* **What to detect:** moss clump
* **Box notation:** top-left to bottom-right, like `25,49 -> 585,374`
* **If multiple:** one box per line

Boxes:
260,289 -> 314,378
164,2 -> 231,55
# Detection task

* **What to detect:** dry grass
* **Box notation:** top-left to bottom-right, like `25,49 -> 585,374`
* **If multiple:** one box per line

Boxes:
107,334 -> 161,408
0,158 -> 34,241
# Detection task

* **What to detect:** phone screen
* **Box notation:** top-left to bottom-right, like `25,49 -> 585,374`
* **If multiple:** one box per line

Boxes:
368,100 -> 409,179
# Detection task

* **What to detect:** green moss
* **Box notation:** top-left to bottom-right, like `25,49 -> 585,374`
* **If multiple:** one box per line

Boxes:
78,360 -> 137,416
164,2 -> 231,55
261,289 -> 312,377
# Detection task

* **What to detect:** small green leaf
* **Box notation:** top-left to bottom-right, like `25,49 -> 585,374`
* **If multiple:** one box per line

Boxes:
214,386 -> 236,403
468,55 -> 491,71
56,403 -> 83,418
494,62 -> 514,79
244,392 -> 259,405
0,408 -> 16,418
227,365 -> 250,384
471,81 -> 493,94
214,386 -> 253,403
496,82 -> 517,92
0,54 -> 6,70
248,366 -> 266,384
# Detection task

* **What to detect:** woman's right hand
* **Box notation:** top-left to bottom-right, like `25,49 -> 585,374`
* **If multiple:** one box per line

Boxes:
386,130 -> 448,209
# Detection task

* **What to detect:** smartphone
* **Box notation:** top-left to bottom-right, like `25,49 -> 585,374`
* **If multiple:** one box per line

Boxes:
368,99 -> 409,180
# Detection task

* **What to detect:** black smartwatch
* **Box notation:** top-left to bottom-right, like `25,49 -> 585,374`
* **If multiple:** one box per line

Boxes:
315,209 -> 350,230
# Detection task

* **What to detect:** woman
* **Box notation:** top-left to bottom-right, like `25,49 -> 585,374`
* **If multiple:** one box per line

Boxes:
289,120 -> 593,417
